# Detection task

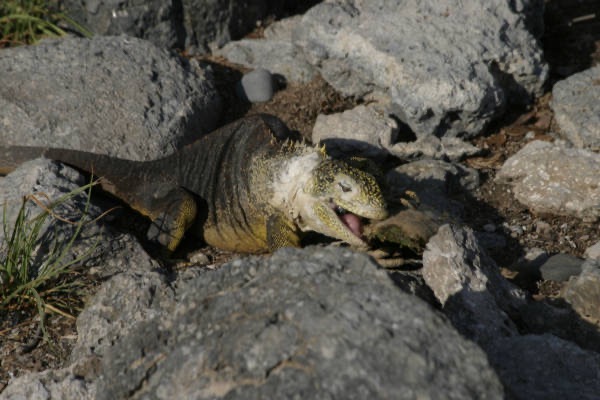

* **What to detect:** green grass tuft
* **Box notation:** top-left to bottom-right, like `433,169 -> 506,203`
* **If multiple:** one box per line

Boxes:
0,181 -> 99,342
0,0 -> 91,48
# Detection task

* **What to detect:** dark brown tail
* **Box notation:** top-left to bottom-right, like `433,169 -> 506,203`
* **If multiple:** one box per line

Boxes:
0,145 -> 140,177
0,146 -> 48,175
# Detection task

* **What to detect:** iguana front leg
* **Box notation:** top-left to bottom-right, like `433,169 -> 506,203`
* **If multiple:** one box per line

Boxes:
266,213 -> 301,251
145,188 -> 198,252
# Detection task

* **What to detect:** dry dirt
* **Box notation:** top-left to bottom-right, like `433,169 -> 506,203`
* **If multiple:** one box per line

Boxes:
1,0 -> 599,389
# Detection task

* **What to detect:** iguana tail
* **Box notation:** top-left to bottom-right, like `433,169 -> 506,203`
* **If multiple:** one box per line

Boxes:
0,145 -> 158,205
0,145 -> 143,178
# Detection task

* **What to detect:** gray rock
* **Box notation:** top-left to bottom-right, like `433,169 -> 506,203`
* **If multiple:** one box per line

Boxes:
496,140 -> 600,221
0,159 -> 108,275
386,159 -> 480,218
509,247 -> 549,281
264,15 -> 302,41
217,12 -> 315,83
59,1 -> 314,54
487,334 -> 600,400
0,366 -> 95,400
0,159 -> 99,237
312,105 -> 398,158
60,0 -> 185,49
389,135 -> 482,161
0,36 -> 221,160
422,225 -> 526,346
539,253 -> 584,282
93,247 -> 503,399
182,0 -> 269,53
584,240 -> 600,261
0,159 -> 158,278
218,38 -> 318,83
70,269 -> 174,365
551,65 -> 600,151
294,0 -> 548,138
563,260 -> 600,322
238,68 -> 275,102
518,299 -> 600,353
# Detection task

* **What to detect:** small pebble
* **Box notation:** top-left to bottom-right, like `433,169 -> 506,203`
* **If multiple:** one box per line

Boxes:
237,68 -> 274,103
584,241 -> 600,261
189,251 -> 210,265
539,253 -> 584,282
534,220 -> 552,237
483,223 -> 496,233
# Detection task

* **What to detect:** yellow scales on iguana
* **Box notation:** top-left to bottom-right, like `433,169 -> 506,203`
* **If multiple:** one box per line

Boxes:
0,114 -> 388,253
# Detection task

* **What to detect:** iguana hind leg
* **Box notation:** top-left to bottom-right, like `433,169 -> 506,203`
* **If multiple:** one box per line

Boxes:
145,188 -> 198,252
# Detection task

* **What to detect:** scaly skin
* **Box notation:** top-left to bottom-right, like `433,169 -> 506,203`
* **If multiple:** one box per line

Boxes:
0,115 -> 388,253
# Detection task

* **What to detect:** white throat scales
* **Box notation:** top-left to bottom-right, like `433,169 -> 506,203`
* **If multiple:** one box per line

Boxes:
269,152 -> 322,222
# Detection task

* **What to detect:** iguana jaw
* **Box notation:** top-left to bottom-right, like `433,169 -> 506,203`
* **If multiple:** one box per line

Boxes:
297,198 -> 387,248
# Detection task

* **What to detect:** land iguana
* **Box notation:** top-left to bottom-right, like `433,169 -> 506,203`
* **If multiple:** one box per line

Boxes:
0,114 -> 388,253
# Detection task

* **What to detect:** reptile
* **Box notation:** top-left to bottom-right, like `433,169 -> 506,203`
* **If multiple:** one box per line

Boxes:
0,114 -> 388,253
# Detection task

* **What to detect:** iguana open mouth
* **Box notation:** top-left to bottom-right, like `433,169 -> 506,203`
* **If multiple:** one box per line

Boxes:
331,201 -> 364,238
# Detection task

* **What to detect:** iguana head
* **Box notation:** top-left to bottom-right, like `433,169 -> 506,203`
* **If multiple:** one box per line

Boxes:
298,159 -> 388,247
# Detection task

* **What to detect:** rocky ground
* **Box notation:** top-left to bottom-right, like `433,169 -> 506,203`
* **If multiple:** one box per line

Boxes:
0,0 -> 599,399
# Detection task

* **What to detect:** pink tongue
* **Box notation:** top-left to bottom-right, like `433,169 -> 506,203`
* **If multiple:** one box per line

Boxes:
340,213 -> 363,237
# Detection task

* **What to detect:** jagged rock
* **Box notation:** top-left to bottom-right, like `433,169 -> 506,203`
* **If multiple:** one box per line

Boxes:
93,247 -> 502,399
0,159 -> 100,240
0,366 -> 95,400
60,0 -> 185,49
422,226 -> 600,397
219,38 -> 316,83
264,15 -> 301,40
70,270 -> 174,368
584,241 -> 600,261
312,105 -> 398,158
496,140 -> 600,221
385,159 -> 480,219
551,65 -> 600,151
217,15 -> 317,83
218,38 -> 317,83
422,225 -> 526,346
562,260 -> 600,323
486,334 -> 600,400
538,253 -> 584,282
311,102 -> 481,162
60,1 -> 321,54
182,0 -> 319,54
388,135 -> 481,161
0,36 -> 221,160
1,247 -> 504,399
294,0 -> 548,138
518,300 -> 600,353
0,159 -> 107,274
0,159 -> 157,277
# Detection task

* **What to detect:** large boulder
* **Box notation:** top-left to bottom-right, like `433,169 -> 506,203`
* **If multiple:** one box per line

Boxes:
0,36 -> 221,160
0,247 -> 504,399
294,0 -> 548,138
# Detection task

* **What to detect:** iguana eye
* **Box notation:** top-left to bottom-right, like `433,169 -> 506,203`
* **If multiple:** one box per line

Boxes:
338,182 -> 352,193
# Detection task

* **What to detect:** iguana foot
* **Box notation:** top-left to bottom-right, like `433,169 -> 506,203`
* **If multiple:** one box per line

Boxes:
146,188 -> 198,252
267,213 -> 302,251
